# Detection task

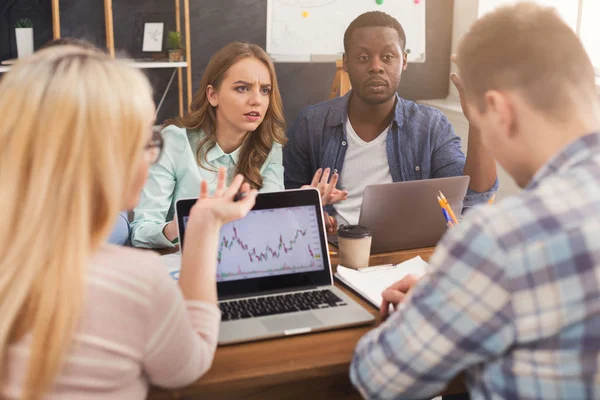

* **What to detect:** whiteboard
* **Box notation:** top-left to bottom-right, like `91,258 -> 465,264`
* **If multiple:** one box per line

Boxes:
266,0 -> 426,63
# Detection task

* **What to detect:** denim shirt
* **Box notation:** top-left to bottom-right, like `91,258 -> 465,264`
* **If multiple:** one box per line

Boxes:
283,91 -> 498,213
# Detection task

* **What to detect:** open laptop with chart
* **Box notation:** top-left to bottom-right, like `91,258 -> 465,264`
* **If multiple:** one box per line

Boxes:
175,189 -> 374,345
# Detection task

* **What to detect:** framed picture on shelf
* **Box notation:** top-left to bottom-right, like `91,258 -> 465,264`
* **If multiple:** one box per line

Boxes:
142,22 -> 164,52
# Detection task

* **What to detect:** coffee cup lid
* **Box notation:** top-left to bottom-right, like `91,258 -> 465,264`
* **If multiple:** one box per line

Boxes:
337,225 -> 371,239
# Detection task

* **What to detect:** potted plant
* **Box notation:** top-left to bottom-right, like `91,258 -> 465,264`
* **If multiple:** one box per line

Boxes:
15,18 -> 34,58
167,31 -> 184,62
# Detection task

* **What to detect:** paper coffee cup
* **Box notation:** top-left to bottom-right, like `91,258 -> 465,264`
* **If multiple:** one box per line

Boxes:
337,225 -> 372,269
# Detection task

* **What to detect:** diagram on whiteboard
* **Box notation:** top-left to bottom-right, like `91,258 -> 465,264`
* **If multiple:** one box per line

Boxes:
267,0 -> 426,62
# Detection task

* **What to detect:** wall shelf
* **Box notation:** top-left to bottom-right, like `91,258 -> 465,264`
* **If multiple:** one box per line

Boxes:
1,61 -> 188,72
48,0 -> 192,116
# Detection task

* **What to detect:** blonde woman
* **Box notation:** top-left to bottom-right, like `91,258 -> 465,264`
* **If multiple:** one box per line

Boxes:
0,46 -> 256,399
131,42 -> 347,249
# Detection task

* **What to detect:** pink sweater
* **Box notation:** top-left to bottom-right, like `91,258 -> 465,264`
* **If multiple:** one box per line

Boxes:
3,245 -> 221,399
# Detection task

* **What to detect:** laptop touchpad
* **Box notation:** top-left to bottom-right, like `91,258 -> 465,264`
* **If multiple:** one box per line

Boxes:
261,313 -> 323,332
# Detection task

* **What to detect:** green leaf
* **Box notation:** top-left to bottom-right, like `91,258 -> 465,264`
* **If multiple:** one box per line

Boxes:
15,18 -> 33,28
167,30 -> 181,49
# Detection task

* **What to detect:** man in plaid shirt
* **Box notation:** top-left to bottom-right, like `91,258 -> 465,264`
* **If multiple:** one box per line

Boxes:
350,3 -> 600,399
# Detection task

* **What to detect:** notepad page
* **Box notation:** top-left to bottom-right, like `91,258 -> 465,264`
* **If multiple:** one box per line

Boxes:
336,256 -> 429,308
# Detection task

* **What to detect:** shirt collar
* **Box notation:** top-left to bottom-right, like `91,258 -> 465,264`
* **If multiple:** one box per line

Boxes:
325,90 -> 404,128
526,132 -> 600,190
206,142 -> 241,164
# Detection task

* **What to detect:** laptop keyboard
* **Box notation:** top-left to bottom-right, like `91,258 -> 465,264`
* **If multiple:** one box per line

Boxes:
219,289 -> 347,321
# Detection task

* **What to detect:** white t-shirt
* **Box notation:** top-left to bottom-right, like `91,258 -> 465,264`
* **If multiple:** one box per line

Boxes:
333,118 -> 393,226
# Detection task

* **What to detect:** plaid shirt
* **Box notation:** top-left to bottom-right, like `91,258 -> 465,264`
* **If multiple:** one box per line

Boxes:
350,132 -> 600,399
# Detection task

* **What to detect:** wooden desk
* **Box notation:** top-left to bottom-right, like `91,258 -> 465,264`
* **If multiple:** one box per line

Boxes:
148,247 -> 466,399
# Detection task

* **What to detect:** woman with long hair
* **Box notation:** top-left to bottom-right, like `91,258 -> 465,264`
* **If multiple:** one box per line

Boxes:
41,37 -> 131,247
131,42 -> 346,248
0,45 -> 256,399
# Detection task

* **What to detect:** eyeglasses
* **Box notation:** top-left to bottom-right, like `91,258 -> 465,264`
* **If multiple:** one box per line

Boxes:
144,129 -> 163,164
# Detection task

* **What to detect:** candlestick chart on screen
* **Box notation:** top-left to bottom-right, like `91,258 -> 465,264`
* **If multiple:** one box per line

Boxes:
214,206 -> 325,282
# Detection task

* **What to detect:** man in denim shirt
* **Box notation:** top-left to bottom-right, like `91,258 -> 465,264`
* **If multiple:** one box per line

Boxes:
284,12 -> 498,227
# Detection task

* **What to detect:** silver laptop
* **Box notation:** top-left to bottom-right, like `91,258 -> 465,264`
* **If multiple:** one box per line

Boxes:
359,176 -> 470,253
176,188 -> 374,345
328,176 -> 470,253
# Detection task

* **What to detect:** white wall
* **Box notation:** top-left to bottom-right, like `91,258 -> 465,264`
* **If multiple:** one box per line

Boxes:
420,0 -> 521,200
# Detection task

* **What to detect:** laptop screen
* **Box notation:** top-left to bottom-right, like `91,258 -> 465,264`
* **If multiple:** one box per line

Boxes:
182,205 -> 326,282
176,189 -> 333,299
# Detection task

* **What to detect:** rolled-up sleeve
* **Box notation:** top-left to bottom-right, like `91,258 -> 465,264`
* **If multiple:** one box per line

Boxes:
430,114 -> 498,207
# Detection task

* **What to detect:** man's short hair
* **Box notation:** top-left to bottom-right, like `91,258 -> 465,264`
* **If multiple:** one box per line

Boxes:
343,11 -> 406,53
458,2 -> 597,117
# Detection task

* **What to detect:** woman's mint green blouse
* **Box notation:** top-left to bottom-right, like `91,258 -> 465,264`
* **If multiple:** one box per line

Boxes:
131,125 -> 284,248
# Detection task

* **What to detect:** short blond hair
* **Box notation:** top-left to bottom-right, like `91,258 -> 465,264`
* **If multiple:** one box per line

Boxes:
458,2 -> 597,117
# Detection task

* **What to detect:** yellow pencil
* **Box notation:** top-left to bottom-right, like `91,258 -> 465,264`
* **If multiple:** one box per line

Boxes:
437,196 -> 446,209
439,191 -> 459,225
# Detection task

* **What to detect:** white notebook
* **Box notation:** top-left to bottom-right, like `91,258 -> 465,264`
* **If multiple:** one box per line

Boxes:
335,256 -> 429,308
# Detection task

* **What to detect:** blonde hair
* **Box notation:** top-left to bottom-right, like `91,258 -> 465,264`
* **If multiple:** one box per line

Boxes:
458,2 -> 597,118
164,42 -> 286,189
0,46 -> 154,399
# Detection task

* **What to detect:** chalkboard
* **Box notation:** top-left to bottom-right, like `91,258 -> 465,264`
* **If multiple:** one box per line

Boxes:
267,0 -> 426,62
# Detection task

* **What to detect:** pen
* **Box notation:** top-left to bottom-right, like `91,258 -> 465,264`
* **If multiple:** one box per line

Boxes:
441,207 -> 452,224
234,191 -> 247,202
439,191 -> 459,225
441,207 -> 454,228
437,196 -> 454,228
488,194 -> 496,205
